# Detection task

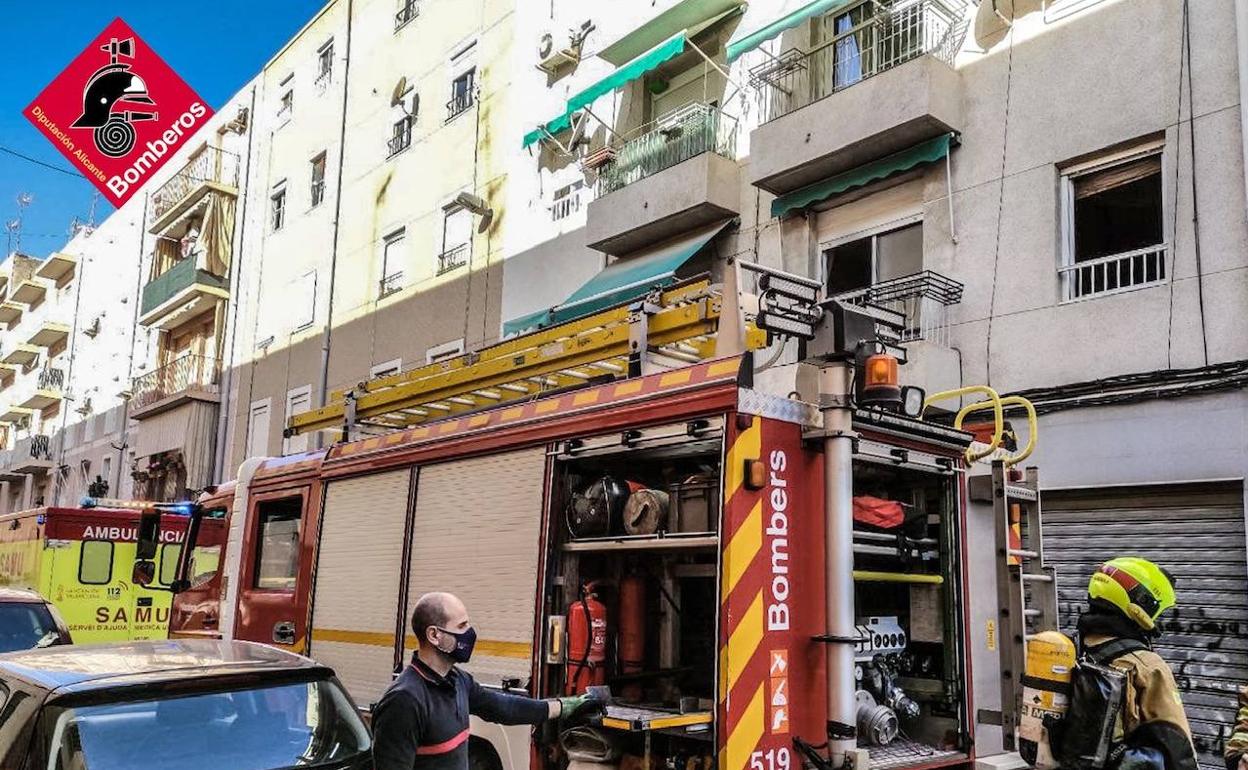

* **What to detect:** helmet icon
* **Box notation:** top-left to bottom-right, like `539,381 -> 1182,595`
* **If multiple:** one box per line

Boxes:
70,37 -> 159,158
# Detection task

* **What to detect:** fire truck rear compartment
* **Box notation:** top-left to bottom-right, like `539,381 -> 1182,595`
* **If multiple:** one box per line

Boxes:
544,421 -> 724,766
850,458 -> 967,768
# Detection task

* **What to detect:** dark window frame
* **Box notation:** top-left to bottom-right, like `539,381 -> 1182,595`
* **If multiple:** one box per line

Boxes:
79,540 -> 114,586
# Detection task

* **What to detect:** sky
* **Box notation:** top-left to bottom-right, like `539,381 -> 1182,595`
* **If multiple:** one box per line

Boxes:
0,1 -> 326,261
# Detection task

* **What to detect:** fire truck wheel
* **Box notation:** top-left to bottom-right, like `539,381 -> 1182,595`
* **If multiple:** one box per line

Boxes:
468,737 -> 504,770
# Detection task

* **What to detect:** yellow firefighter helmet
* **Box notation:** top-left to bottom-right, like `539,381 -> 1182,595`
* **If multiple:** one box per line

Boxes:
1087,557 -> 1177,631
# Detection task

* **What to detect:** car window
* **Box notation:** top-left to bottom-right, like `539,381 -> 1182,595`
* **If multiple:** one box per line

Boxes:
189,545 -> 222,589
79,541 -> 114,585
0,603 -> 60,653
45,678 -> 370,770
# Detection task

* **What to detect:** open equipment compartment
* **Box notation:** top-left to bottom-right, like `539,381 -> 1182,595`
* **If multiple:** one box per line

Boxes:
850,437 -> 968,770
537,415 -> 726,769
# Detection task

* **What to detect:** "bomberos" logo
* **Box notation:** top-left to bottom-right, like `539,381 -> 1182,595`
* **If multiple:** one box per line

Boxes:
23,18 -> 213,206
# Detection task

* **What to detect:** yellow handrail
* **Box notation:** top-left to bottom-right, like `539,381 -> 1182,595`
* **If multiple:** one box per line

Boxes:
955,395 -> 1038,467
923,385 -> 1003,462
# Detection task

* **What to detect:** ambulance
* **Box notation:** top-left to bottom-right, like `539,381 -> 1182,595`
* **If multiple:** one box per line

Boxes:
0,505 -> 226,643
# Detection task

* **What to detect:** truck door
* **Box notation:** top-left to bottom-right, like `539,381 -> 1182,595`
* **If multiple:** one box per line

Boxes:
234,488 -> 313,652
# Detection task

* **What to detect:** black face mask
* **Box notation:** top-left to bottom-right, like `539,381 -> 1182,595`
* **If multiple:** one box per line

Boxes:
435,626 -> 477,663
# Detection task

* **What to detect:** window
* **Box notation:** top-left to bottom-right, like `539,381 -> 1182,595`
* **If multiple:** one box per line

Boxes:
277,75 -> 294,123
246,399 -> 271,459
290,271 -> 317,331
448,69 -> 476,120
550,180 -> 585,222
1061,150 -> 1165,300
379,228 -> 407,297
254,497 -> 302,589
395,0 -> 419,30
284,386 -> 312,455
316,40 -> 334,88
438,206 -> 471,274
79,541 -> 113,585
370,359 -> 402,379
389,112 -> 413,157
270,185 -> 286,232
825,221 -> 923,295
426,339 -> 464,365
189,544 -> 222,589
310,153 -> 327,207
159,543 -> 182,586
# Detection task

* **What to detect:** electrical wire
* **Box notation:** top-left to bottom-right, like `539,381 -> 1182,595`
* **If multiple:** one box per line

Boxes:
1182,0 -> 1209,366
0,145 -> 85,179
983,22 -> 1016,386
1007,360 -> 1248,415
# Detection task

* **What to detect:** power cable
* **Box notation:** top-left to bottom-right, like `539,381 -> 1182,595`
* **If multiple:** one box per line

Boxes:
983,22 -> 1015,386
0,145 -> 85,179
1182,0 -> 1209,366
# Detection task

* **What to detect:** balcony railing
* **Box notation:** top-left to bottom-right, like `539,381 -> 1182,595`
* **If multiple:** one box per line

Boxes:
1059,245 -> 1167,302
437,244 -> 469,275
29,434 -> 51,462
395,0 -> 419,30
550,189 -> 585,222
750,0 -> 966,124
132,355 -> 220,411
598,103 -> 738,196
150,147 -> 241,224
142,256 -> 229,317
388,117 -> 413,157
446,91 -> 475,122
37,368 -> 64,392
379,271 -> 405,298
836,270 -> 963,347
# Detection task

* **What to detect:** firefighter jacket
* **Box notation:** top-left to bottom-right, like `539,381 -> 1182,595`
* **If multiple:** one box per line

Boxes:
1225,686 -> 1248,770
1084,633 -> 1198,770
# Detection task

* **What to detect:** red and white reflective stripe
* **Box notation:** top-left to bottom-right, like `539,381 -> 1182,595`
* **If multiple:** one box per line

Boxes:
416,728 -> 470,755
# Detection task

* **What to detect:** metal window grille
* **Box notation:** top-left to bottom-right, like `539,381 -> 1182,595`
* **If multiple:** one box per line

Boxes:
395,0 -> 419,30
388,116 -> 413,157
597,102 -> 738,196
437,243 -> 469,275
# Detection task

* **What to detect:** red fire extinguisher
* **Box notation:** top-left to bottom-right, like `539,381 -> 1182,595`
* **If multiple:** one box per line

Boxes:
618,574 -> 646,702
566,581 -> 608,695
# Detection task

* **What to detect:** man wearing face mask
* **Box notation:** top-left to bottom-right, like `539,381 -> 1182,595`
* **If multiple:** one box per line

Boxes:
373,591 -> 603,770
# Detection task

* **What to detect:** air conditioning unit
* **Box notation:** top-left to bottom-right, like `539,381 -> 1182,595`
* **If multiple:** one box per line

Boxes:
536,20 -> 593,74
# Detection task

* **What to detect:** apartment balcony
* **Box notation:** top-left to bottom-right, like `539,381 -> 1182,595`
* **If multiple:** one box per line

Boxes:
9,279 -> 48,306
0,405 -> 35,425
34,253 -> 76,284
27,320 -> 70,349
1,344 -> 39,368
586,103 -> 740,254
12,434 -> 53,475
0,364 -> 15,390
748,0 -> 965,194
17,368 -> 65,411
0,302 -> 22,328
139,256 -> 229,329
131,354 -> 221,419
149,147 -> 240,235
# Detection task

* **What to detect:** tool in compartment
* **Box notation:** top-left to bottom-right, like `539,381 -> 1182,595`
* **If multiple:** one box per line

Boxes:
568,477 -> 641,538
567,581 -> 609,694
623,489 -> 670,535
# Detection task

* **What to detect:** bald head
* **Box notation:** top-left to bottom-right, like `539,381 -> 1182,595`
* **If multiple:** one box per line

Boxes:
411,592 -> 469,646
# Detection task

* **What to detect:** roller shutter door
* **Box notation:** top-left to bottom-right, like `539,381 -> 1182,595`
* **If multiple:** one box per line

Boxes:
405,448 -> 547,687
1043,482 -> 1247,770
310,468 -> 412,706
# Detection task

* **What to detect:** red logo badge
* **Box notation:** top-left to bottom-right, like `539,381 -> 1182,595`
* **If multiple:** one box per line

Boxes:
23,18 -> 213,206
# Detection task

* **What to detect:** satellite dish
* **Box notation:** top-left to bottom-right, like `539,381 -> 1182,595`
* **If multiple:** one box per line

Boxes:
538,32 -> 555,60
390,76 -> 409,107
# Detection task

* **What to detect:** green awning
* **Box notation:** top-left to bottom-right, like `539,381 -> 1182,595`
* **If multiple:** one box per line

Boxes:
725,0 -> 852,63
523,33 -> 688,149
771,133 -> 956,218
503,220 -> 732,335
600,0 -> 744,65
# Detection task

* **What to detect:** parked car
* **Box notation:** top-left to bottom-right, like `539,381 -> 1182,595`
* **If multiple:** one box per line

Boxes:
0,639 -> 372,769
0,588 -> 72,653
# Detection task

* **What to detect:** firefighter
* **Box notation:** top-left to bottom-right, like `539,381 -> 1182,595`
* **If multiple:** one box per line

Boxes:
373,591 -> 604,770
1077,557 -> 1197,770
1226,687 -> 1248,770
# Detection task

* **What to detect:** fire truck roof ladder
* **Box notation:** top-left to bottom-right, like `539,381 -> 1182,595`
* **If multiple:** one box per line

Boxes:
286,278 -> 766,439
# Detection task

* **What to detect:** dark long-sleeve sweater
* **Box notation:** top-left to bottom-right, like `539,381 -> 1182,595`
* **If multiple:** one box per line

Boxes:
372,655 -> 549,770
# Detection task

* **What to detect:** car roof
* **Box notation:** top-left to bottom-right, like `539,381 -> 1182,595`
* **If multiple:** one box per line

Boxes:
0,639 -> 327,694
0,587 -> 49,604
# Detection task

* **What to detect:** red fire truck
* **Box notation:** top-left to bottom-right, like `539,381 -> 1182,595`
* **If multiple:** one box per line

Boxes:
165,275 -> 1053,770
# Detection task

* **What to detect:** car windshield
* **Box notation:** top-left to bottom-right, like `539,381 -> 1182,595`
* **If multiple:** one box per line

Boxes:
45,678 -> 370,770
0,603 -> 60,653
